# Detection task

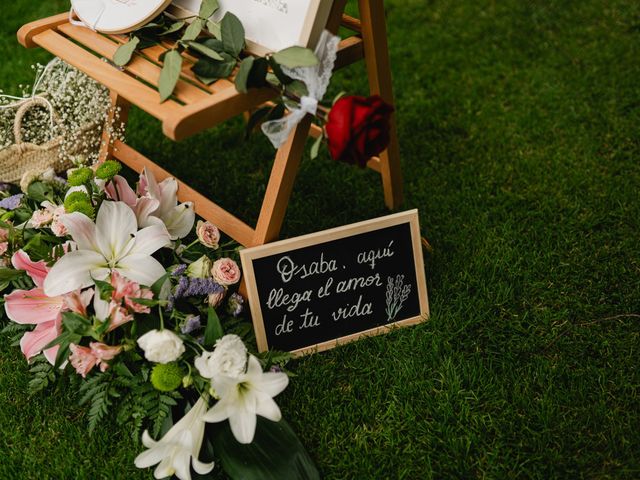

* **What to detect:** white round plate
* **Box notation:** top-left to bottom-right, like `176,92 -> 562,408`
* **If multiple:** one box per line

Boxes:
71,0 -> 173,34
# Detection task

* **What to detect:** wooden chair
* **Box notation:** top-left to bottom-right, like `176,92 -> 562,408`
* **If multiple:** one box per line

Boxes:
17,0 -> 403,248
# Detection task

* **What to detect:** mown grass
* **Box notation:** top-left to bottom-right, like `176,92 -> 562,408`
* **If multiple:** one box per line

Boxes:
1,0 -> 640,478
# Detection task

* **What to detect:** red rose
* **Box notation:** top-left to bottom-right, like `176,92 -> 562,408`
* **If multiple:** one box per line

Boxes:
325,95 -> 395,167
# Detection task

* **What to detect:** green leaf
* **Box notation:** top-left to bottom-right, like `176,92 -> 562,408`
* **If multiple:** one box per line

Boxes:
94,278 -> 114,301
212,417 -> 320,480
159,50 -> 183,102
160,21 -> 186,36
310,130 -> 323,160
0,268 -> 24,282
192,53 -> 236,81
200,38 -> 224,51
268,57 -> 293,85
204,306 -> 224,347
113,37 -> 140,66
198,0 -> 219,19
151,273 -> 170,297
267,103 -> 286,121
286,80 -> 309,98
234,56 -> 254,93
27,181 -> 53,203
206,20 -> 221,39
62,311 -> 91,335
182,18 -> 205,42
221,12 -> 245,57
186,41 -> 224,60
247,57 -> 269,89
272,46 -> 318,68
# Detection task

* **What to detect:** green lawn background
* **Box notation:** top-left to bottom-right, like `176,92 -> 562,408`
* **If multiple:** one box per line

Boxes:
1,0 -> 639,478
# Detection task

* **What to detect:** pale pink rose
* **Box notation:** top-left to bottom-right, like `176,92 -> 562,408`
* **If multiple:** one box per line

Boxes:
211,258 -> 241,286
0,242 -> 7,256
30,209 -> 54,228
69,344 -> 98,378
90,342 -> 122,362
196,220 -> 220,249
208,289 -> 227,307
50,218 -> 68,237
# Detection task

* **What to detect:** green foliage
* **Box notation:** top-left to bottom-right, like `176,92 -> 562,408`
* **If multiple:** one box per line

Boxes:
113,36 -> 140,67
27,356 -> 56,394
220,12 -> 244,57
158,50 -> 183,102
204,306 -> 223,347
272,46 -> 318,68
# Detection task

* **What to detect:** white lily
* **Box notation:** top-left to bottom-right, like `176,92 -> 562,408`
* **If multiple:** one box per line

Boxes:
138,167 -> 195,240
203,355 -> 289,444
135,396 -> 214,480
43,201 -> 170,297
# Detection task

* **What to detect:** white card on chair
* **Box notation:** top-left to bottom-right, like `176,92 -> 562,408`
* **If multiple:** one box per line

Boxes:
172,0 -> 334,55
71,0 -> 173,34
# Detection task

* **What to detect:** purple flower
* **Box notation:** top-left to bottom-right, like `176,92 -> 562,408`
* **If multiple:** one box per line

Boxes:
171,264 -> 187,276
0,194 -> 23,211
181,315 -> 201,334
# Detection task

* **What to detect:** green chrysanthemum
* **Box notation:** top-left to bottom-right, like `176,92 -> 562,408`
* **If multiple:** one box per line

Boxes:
66,200 -> 95,219
95,160 -> 122,181
67,167 -> 94,187
151,363 -> 184,392
63,191 -> 91,210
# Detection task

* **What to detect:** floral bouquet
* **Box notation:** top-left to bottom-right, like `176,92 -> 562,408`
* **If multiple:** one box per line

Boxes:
0,162 -> 317,479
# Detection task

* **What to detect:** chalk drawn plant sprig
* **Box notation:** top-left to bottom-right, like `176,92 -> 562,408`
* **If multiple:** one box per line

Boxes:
385,274 -> 411,322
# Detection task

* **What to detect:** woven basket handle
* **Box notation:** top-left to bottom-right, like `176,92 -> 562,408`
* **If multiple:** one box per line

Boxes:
13,97 -> 63,145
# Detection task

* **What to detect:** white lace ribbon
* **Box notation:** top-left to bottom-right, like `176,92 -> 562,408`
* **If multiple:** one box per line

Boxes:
261,30 -> 340,148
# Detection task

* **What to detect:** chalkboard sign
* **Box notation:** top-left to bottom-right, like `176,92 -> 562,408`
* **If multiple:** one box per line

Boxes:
240,210 -> 429,355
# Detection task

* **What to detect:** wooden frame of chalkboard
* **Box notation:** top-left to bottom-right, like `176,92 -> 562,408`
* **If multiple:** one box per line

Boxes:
240,210 -> 429,356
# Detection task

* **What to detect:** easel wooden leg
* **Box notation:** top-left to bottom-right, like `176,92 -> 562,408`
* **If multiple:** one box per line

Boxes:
252,116 -> 312,246
358,0 -> 403,210
98,90 -> 130,163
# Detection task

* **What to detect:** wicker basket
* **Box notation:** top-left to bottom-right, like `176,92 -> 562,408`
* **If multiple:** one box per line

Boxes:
0,96 -> 102,183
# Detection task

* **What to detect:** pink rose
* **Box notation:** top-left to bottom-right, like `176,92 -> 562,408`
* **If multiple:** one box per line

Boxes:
211,258 -> 241,286
196,220 -> 221,249
30,209 -> 54,228
0,242 -> 7,256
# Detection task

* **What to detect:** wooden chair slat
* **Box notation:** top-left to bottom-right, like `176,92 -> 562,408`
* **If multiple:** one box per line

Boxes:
17,12 -> 69,48
58,24 -> 209,104
335,35 -> 365,69
163,83 -> 277,141
32,29 -> 181,121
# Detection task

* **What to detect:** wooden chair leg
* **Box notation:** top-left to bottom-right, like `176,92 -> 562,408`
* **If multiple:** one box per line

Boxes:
252,115 -> 313,246
98,90 -> 130,163
358,0 -> 403,210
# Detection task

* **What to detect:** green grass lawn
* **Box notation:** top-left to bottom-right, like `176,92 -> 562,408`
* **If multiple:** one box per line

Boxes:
2,0 -> 640,478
